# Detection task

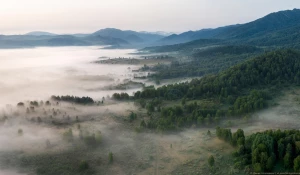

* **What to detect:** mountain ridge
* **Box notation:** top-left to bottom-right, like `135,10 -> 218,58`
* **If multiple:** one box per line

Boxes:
158,8 -> 300,45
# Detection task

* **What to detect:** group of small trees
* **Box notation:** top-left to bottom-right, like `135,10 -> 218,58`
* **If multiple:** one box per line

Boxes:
81,131 -> 102,147
51,95 -> 94,105
112,93 -> 130,100
17,101 -> 51,108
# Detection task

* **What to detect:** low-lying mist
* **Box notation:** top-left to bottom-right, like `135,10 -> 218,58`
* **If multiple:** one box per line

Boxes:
0,46 -> 141,107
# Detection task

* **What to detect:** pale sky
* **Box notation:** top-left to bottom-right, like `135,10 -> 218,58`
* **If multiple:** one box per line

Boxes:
0,0 -> 299,34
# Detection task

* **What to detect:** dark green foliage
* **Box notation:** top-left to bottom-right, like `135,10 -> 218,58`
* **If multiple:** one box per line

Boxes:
131,49 -> 300,130
294,156 -> 300,172
284,153 -> 292,169
227,129 -> 300,173
216,127 -> 233,143
266,154 -> 276,172
79,160 -> 89,171
194,45 -> 260,57
253,163 -> 262,173
148,44 -> 262,80
128,112 -> 137,122
16,149 -> 97,175
140,120 -> 146,128
208,155 -> 215,167
135,49 -> 300,100
108,152 -> 113,164
51,95 -> 94,105
207,130 -> 211,136
232,90 -> 268,115
232,129 -> 245,147
112,92 -> 130,100
181,98 -> 186,106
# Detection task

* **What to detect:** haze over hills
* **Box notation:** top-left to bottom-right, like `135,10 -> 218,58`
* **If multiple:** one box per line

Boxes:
92,28 -> 164,43
0,28 -> 165,48
158,25 -> 240,45
0,9 -> 300,49
25,31 -> 57,36
2,2 -> 300,174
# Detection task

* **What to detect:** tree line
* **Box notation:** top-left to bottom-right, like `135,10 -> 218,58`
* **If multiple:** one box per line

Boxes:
51,95 -> 94,105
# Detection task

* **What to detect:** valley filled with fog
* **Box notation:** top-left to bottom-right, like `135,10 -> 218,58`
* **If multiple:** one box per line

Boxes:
0,46 -> 142,106
1,4 -> 300,174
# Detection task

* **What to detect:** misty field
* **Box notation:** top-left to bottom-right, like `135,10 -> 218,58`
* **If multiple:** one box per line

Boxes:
0,46 -> 299,175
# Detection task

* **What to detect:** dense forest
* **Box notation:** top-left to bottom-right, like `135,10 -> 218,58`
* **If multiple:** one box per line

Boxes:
114,49 -> 300,130
149,45 -> 263,79
217,127 -> 300,173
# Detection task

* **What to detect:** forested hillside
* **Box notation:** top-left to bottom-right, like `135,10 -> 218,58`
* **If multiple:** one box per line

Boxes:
142,39 -> 223,53
148,45 -> 262,80
115,49 -> 300,130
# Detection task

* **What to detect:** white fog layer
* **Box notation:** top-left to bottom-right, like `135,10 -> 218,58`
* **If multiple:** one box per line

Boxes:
0,46 -> 140,106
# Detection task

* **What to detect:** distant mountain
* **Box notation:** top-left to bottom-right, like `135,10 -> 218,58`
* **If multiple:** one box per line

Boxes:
158,25 -> 239,45
47,35 -> 88,46
83,35 -> 129,46
216,8 -> 300,39
125,34 -> 144,43
3,8 -> 300,49
92,28 -> 164,44
25,31 -> 57,36
0,35 -> 89,48
158,9 -> 300,46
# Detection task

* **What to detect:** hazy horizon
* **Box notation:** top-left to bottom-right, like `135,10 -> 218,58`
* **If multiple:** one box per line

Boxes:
0,0 -> 299,35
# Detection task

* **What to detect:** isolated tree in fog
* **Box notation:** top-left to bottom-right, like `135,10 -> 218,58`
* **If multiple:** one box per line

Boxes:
109,152 -> 114,164
18,129 -> 23,136
45,101 -> 51,106
17,102 -> 24,107
207,130 -> 211,136
79,160 -> 89,171
37,117 -> 42,123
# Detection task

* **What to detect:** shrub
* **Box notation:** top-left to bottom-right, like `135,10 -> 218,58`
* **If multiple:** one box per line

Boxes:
208,155 -> 215,167
79,160 -> 89,171
18,129 -> 23,136
109,152 -> 113,164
